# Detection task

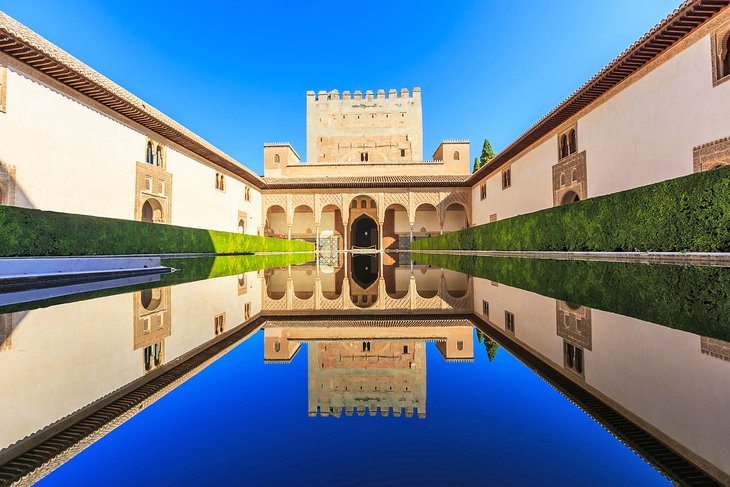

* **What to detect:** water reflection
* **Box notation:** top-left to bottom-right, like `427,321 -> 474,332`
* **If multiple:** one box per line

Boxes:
264,317 -> 474,418
0,253 -> 728,486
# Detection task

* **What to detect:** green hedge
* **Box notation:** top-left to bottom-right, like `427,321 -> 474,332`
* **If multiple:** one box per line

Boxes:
413,252 -> 730,341
414,166 -> 730,252
0,206 -> 313,256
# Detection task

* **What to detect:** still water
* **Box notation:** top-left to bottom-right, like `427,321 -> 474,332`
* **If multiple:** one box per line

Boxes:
0,252 -> 728,486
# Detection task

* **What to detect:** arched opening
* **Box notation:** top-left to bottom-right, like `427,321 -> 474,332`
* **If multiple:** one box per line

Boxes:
238,219 -> 245,234
320,204 -> 344,254
561,191 -> 580,205
141,198 -> 163,223
443,269 -> 469,298
442,203 -> 468,232
414,268 -> 439,298
453,151 -> 460,160
273,153 -> 280,164
560,135 -> 569,158
722,31 -> 730,78
146,141 -> 154,164
569,129 -> 577,154
351,215 -> 378,249
383,203 -> 408,251
413,203 -> 438,239
264,268 -> 286,300
350,254 -> 378,307
265,205 -> 287,238
155,145 -> 163,167
292,205 -> 315,240
140,288 -> 163,311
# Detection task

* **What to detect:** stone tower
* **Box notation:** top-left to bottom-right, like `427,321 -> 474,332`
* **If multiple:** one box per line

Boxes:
306,88 -> 423,163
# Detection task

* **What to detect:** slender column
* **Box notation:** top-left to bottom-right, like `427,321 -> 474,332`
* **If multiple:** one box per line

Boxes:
409,225 -> 414,243
378,222 -> 384,252
287,225 -> 292,240
315,224 -> 320,251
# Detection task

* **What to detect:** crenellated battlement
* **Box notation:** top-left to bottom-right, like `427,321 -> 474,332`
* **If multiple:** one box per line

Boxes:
308,87 -> 421,102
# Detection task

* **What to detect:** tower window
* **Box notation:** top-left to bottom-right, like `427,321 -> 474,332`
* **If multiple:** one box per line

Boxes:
482,300 -> 489,317
215,173 -> 225,191
273,153 -> 280,164
453,151 -> 460,160
360,152 -> 369,162
480,183 -> 486,201
502,168 -> 511,189
400,149 -> 406,157
146,141 -> 154,165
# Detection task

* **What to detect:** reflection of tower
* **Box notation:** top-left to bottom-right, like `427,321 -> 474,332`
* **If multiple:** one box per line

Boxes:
309,340 -> 426,418
556,301 -> 592,378
263,320 -> 474,418
134,287 -> 172,373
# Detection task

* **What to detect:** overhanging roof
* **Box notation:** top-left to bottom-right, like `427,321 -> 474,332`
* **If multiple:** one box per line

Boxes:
467,0 -> 730,186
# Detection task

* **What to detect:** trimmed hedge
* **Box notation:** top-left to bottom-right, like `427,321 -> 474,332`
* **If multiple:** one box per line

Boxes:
413,252 -> 730,341
0,206 -> 313,256
414,166 -> 730,252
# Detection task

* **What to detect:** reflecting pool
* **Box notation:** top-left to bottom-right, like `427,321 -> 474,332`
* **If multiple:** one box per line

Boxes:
0,252 -> 728,486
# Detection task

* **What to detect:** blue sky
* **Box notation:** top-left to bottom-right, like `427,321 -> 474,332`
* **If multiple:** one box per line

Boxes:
2,0 -> 680,174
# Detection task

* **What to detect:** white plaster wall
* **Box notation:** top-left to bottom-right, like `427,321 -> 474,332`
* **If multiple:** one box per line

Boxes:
0,60 -> 264,235
470,34 -> 730,225
0,66 -> 137,218
583,36 -> 730,198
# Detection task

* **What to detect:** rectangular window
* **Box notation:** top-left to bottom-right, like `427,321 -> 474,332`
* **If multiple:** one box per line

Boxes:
0,66 -> 7,113
244,186 -> 251,202
482,300 -> 489,317
214,313 -> 225,336
480,183 -> 486,200
505,311 -> 515,334
244,302 -> 251,320
564,341 -> 584,376
400,149 -> 406,157
502,168 -> 511,189
360,152 -> 369,162
403,345 -> 409,354
215,173 -> 225,191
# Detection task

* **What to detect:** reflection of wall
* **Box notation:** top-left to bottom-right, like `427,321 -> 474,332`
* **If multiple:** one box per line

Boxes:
0,272 -> 263,453
472,276 -> 730,480
263,321 -> 474,418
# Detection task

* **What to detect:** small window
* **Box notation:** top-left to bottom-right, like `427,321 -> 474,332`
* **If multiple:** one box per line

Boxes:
559,173 -> 566,186
360,152 -> 369,162
362,341 -> 371,352
215,173 -> 225,191
480,183 -> 486,201
569,129 -> 577,154
571,169 -> 578,182
457,341 -> 464,351
273,153 -> 280,164
560,134 -> 569,159
453,151 -> 460,161
214,313 -> 225,336
482,300 -> 489,317
351,199 -> 357,208
155,145 -> 163,167
361,199 -> 367,208
400,149 -> 406,157
502,168 -> 511,189
146,141 -> 154,165
403,345 -> 409,354
244,302 -> 251,320
370,200 -> 376,209
564,341 -> 584,375
505,311 -> 515,334
244,186 -> 251,202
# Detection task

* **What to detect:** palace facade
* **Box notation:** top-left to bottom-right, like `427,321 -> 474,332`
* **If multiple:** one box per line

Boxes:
0,1 -> 729,251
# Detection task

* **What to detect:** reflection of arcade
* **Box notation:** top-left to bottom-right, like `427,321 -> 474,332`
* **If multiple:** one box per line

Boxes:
263,317 -> 474,418
133,287 -> 171,373
262,254 -> 471,313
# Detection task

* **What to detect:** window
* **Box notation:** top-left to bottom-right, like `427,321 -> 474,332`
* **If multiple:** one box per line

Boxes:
559,127 -> 578,159
480,183 -> 486,201
453,151 -> 460,160
273,153 -> 280,164
351,199 -> 357,208
712,27 -> 730,85
360,199 -> 367,208
564,341 -> 584,376
403,345 -> 409,354
559,173 -> 566,186
244,302 -> 251,320
214,313 -> 225,336
457,341 -> 464,351
244,186 -> 251,202
400,149 -> 406,157
146,141 -> 154,165
362,341 -> 371,352
482,300 -> 489,317
505,311 -> 515,334
502,168 -> 511,189
360,152 -> 369,162
215,173 -> 225,191
155,145 -> 163,167
370,200 -> 376,209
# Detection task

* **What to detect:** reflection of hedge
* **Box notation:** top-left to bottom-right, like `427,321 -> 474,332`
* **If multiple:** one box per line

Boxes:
414,166 -> 730,252
0,253 -> 315,314
413,252 -> 730,341
0,206 -> 313,256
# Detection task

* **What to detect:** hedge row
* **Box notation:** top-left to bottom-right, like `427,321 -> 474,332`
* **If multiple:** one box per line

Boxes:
0,206 -> 313,256
414,166 -> 730,252
413,252 -> 730,341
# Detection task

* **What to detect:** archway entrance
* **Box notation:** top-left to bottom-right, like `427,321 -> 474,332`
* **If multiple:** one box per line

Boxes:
561,191 -> 580,205
351,215 -> 378,250
351,254 -> 379,289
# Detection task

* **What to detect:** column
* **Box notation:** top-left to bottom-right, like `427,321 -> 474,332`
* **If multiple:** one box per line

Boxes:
315,224 -> 320,252
287,225 -> 292,240
378,222 -> 384,252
